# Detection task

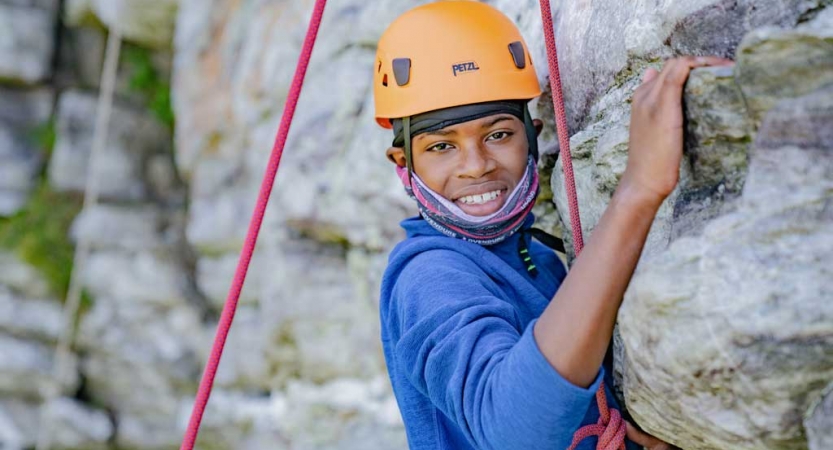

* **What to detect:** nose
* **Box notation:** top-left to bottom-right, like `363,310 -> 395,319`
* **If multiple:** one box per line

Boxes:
454,141 -> 495,179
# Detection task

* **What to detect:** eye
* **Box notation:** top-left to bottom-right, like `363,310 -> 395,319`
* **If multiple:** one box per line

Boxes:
487,131 -> 513,141
426,142 -> 453,152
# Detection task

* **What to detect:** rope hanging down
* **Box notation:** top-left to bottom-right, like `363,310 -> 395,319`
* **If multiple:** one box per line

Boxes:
538,0 -> 627,448
538,0 -> 584,254
35,28 -> 123,450
182,0 -> 620,448
179,0 -> 328,448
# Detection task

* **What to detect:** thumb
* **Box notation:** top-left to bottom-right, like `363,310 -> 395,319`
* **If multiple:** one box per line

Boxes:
626,421 -> 672,449
641,67 -> 660,84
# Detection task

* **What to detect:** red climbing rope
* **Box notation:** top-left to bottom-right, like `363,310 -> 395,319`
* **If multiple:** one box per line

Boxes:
180,1 -> 620,448
178,1 -> 328,448
567,382 -> 627,450
538,1 -> 627,449
538,0 -> 584,254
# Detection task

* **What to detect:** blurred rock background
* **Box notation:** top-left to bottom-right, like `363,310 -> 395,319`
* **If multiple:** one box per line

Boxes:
0,0 -> 830,449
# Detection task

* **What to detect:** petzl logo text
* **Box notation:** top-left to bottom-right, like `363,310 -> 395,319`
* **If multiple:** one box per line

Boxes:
452,61 -> 480,77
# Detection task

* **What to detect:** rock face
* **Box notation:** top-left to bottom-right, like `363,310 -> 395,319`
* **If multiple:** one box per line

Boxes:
170,1 -> 413,446
806,383 -> 833,450
0,251 -> 113,449
49,90 -> 173,201
0,87 -> 53,216
0,0 -> 58,84
65,0 -> 179,49
548,0 -> 829,254
616,10 -> 833,450
1,0 -> 831,449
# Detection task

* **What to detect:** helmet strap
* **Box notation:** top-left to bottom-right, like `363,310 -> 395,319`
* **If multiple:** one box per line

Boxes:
523,105 -> 539,161
403,116 -> 414,183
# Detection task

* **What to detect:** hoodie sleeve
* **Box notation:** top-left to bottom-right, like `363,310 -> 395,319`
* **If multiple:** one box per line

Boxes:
390,249 -> 603,450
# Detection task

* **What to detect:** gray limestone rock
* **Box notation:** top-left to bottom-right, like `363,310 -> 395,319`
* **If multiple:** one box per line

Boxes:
175,0 -> 416,253
550,82 -> 678,258
0,334 -> 78,400
70,204 -> 165,251
257,240 -> 385,387
1,0 -> 59,8
65,0 -> 179,49
548,5 -> 827,257
49,89 -> 171,202
273,378 -> 407,450
523,0 -> 826,136
0,2 -> 57,84
195,253 -> 264,309
176,382 -> 406,450
0,399 -> 39,450
175,390 -> 286,450
115,411 -> 183,450
80,250 -> 189,307
210,240 -> 384,391
806,383 -> 833,450
77,299 -> 201,447
672,65 -> 752,239
207,305 -> 273,391
0,87 -> 53,216
39,397 -> 114,450
618,85 -> 833,450
55,26 -> 106,90
0,251 -> 51,298
0,287 -> 62,343
77,300 -> 202,399
735,8 -> 833,126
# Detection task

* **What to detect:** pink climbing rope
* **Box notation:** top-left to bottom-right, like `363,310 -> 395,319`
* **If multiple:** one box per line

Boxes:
538,0 -> 584,254
538,1 -> 627,448
178,1 -> 328,448
179,1 -> 619,448
567,382 -> 627,450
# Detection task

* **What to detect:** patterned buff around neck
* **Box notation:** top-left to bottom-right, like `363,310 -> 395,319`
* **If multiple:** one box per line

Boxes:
396,155 -> 539,246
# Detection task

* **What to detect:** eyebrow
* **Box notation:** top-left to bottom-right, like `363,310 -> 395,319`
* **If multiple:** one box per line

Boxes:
483,115 -> 514,128
420,115 -> 515,138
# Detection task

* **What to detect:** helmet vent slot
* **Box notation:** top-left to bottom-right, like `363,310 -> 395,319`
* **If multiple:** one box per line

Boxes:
508,41 -> 526,69
382,74 -> 388,87
392,58 -> 411,86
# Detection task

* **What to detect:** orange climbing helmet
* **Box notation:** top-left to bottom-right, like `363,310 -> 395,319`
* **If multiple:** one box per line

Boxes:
373,0 -> 542,128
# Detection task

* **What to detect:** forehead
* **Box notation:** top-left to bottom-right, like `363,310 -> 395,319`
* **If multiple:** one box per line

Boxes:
414,114 -> 522,140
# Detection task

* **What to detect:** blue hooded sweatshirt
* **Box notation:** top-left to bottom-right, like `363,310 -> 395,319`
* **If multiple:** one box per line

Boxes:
380,215 -> 638,450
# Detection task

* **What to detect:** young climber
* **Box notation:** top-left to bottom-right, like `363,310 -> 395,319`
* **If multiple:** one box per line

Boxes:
375,2 -> 733,450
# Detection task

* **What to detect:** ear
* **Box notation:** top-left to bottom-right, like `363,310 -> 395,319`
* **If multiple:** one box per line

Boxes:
532,118 -> 544,138
386,147 -> 407,167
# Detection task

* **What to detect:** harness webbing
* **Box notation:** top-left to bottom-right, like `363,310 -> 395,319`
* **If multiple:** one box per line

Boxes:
178,1 -> 328,448
181,1 -> 626,448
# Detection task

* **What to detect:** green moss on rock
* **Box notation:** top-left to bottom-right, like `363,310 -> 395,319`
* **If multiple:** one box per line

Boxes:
0,183 -> 83,299
123,45 -> 175,129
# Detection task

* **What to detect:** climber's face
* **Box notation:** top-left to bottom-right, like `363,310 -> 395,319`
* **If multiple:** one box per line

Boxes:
387,115 -> 542,216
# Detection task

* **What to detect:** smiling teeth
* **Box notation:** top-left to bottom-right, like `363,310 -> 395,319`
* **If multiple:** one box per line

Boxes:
459,190 -> 502,205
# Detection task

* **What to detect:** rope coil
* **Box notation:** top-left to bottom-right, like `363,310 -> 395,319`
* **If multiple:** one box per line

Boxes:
567,382 -> 627,450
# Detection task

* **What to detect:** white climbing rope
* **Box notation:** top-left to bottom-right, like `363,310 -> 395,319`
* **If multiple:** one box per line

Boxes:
35,27 -> 122,450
